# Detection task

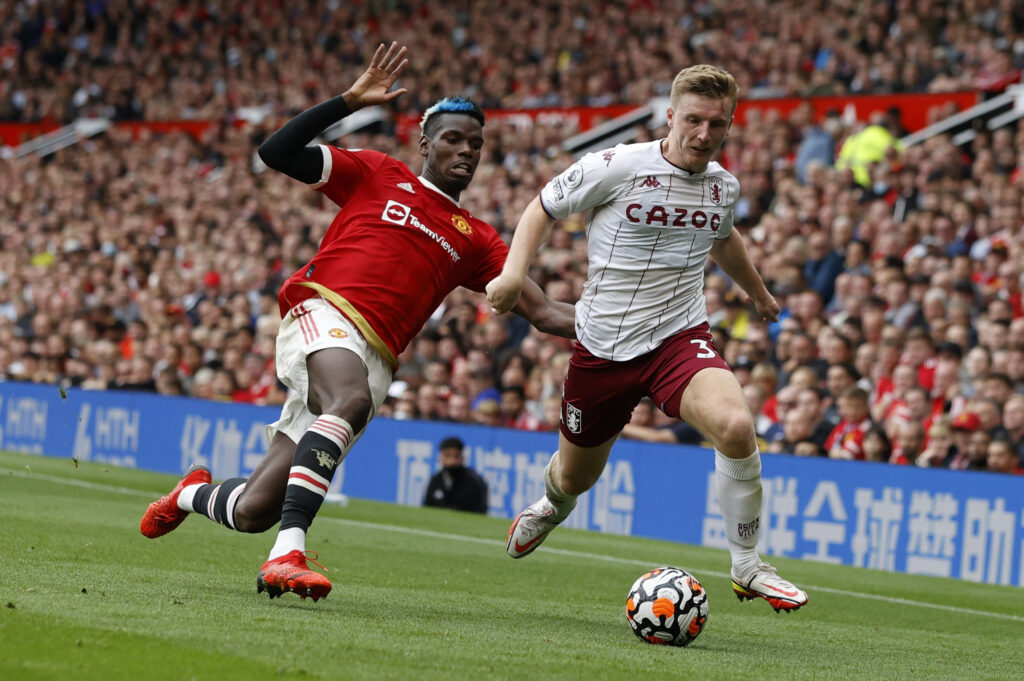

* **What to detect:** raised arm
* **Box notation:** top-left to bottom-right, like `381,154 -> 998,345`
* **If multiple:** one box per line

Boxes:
709,230 -> 780,322
257,42 -> 408,183
486,196 -> 557,314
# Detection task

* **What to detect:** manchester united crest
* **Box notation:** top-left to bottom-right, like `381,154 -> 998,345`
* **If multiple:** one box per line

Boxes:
313,448 -> 338,470
451,214 -> 472,235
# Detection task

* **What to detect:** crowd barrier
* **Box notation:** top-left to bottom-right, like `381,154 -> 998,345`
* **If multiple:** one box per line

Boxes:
0,91 -> 981,147
1,381 -> 1020,587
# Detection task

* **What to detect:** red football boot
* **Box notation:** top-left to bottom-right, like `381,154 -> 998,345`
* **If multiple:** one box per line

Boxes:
257,550 -> 332,601
139,466 -> 212,538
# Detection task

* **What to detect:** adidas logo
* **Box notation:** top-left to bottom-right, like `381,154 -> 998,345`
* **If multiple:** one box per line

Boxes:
397,182 -> 416,194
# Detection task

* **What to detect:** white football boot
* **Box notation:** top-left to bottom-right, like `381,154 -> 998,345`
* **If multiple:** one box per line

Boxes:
506,496 -> 574,558
732,562 -> 808,612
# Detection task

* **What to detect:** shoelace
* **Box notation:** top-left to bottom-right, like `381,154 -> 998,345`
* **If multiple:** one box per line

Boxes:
736,562 -> 778,585
152,500 -> 181,522
522,507 -> 554,530
754,564 -> 805,595
303,551 -> 328,572
751,563 -> 786,586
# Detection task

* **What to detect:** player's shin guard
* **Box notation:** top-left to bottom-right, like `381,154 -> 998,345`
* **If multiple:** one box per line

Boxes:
506,451 -> 578,558
270,415 -> 354,559
185,478 -> 248,529
544,452 -> 577,521
714,448 -> 762,579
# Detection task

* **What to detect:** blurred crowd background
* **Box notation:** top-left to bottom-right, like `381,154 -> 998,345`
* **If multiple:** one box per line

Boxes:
2,0 -> 1024,474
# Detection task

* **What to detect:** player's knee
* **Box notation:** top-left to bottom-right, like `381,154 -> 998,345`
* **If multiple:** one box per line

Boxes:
321,392 -> 373,431
712,412 -> 756,452
233,497 -> 279,533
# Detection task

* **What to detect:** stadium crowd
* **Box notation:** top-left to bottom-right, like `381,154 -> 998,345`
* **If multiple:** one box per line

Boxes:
3,0 -> 1024,123
2,1 -> 1024,474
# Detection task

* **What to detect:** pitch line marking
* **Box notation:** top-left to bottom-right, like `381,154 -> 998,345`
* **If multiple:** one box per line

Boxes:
328,517 -> 1024,623
1,466 -> 157,498
4,466 -> 1023,623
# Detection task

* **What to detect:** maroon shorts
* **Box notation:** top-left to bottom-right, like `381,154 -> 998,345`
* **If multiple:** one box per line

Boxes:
559,322 -> 730,447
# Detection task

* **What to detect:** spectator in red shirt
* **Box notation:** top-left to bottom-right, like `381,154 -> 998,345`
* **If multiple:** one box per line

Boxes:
826,386 -> 874,460
889,420 -> 925,465
901,327 -> 937,391
873,363 -> 919,424
500,384 -> 543,431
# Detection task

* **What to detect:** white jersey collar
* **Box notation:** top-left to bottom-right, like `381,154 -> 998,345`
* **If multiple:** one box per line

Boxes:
657,139 -> 707,178
417,175 -> 461,207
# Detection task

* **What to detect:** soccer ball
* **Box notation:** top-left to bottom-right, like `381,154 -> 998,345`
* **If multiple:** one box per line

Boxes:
625,566 -> 708,647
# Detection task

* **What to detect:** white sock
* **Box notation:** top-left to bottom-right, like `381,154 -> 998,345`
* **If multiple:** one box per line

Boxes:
177,484 -> 204,512
714,448 -> 763,579
268,527 -> 306,561
544,453 -> 577,521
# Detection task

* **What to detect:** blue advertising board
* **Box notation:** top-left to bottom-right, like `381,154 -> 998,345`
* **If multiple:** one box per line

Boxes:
2,381 -> 1021,587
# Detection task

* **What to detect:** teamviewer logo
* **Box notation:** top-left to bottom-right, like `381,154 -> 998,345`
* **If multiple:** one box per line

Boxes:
382,200 -> 411,225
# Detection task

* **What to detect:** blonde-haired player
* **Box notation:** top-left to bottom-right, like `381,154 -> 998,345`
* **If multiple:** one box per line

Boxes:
487,64 -> 808,612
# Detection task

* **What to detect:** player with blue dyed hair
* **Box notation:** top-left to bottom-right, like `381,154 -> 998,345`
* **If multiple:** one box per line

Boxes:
420,96 -> 485,137
139,42 -> 576,602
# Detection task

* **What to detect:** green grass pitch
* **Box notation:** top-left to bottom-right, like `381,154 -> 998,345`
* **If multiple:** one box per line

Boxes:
2,450 -> 1022,681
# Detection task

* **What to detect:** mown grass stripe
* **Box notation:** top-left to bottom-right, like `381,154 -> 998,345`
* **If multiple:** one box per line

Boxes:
4,465 -> 1022,623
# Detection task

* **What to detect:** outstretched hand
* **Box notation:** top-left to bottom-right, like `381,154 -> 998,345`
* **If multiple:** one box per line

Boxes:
485,274 -> 524,315
344,42 -> 409,110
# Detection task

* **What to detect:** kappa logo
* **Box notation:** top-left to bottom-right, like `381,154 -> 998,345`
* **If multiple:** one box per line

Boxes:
451,214 -> 472,235
313,448 -> 338,470
328,328 -> 348,339
565,403 -> 582,434
382,199 -> 411,225
709,177 -> 724,205
397,182 -> 416,194
639,175 -> 662,189
602,150 -> 616,166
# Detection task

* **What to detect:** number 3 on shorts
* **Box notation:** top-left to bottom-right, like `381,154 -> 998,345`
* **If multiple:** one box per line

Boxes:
690,338 -> 716,359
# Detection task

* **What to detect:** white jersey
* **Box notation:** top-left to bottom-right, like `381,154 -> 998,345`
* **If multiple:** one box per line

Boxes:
540,140 -> 738,361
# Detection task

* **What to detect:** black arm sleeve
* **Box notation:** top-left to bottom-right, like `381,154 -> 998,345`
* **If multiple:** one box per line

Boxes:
257,95 -> 353,184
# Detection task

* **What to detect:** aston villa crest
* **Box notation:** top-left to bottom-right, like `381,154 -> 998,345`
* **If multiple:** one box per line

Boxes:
709,177 -> 724,205
565,403 -> 582,434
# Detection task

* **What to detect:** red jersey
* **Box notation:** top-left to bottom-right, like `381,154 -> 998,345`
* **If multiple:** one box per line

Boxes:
825,418 -> 871,460
278,147 -> 508,366
916,357 -> 936,392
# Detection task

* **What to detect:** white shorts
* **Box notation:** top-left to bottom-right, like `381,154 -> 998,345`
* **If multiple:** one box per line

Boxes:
266,297 -> 393,445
